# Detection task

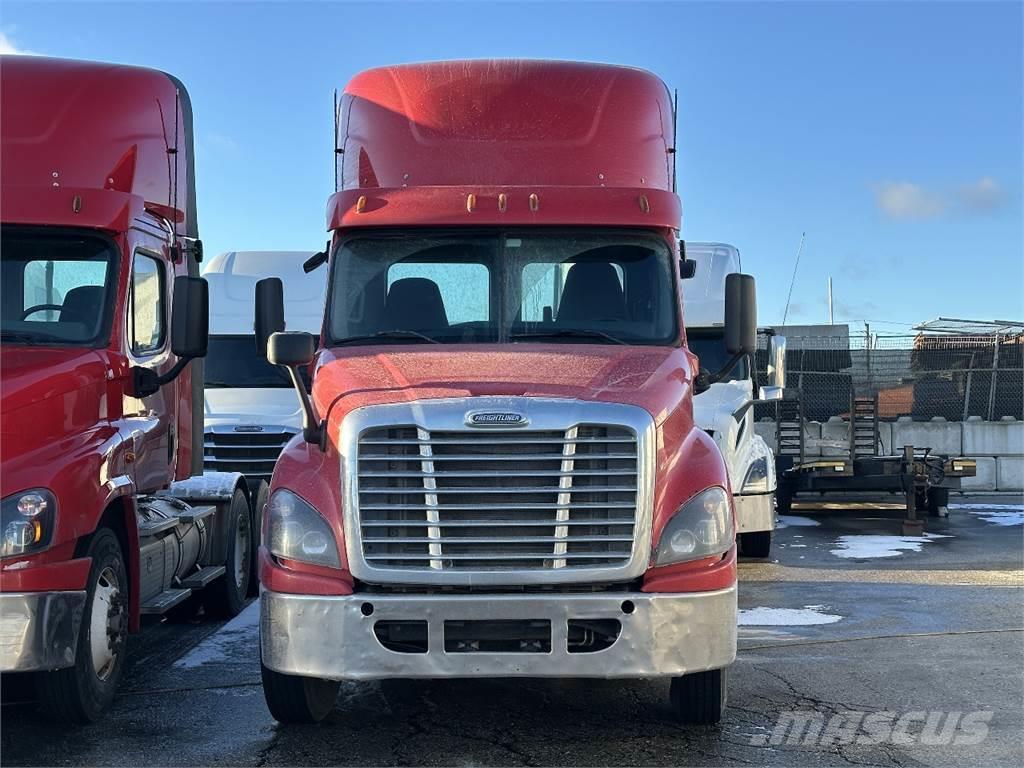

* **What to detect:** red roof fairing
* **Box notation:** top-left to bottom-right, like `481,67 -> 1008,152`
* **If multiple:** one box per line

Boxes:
0,56 -> 196,235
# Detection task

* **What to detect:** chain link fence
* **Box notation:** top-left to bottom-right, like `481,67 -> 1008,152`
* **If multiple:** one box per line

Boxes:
755,333 -> 1024,422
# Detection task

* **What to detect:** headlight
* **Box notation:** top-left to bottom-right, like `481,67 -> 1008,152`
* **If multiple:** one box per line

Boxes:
265,490 -> 341,569
742,456 -> 770,494
1,489 -> 56,558
654,487 -> 733,566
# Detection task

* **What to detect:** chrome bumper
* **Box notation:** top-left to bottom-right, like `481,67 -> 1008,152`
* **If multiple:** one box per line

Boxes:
0,591 -> 86,673
735,492 -> 775,534
261,586 -> 736,681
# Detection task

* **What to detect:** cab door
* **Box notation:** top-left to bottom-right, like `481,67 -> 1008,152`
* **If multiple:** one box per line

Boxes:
122,247 -> 176,492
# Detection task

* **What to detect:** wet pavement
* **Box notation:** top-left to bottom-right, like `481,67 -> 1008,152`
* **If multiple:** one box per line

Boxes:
3,496 -> 1022,766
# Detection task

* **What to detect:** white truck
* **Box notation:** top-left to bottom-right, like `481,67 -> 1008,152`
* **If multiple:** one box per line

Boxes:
201,251 -> 325,579
684,242 -> 785,557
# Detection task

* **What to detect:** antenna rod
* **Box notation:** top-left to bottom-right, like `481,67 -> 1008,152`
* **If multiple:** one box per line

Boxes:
828,275 -> 834,325
781,232 -> 805,326
333,88 -> 339,192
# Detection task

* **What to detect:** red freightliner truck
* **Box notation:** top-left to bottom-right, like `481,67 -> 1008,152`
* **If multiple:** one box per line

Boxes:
256,60 -> 775,724
0,56 -> 253,722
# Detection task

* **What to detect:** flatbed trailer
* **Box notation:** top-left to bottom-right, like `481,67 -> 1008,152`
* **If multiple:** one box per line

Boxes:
775,392 -> 976,534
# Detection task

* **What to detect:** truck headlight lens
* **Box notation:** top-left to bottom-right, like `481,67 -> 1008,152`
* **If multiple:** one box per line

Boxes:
654,487 -> 733,566
265,490 -> 341,569
742,456 -> 770,494
1,489 -> 56,558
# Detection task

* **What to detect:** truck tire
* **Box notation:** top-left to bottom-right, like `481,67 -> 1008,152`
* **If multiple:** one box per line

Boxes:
248,481 -> 270,596
927,487 -> 949,517
36,528 -> 128,723
775,482 -> 793,515
261,655 -> 339,723
204,488 -> 252,618
739,530 -> 772,558
669,668 -> 727,725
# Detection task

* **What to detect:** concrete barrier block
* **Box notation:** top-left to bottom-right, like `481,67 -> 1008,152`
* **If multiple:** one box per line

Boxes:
804,421 -> 822,457
963,418 -> 1024,456
820,416 -> 849,456
754,420 -> 777,453
878,421 -> 892,455
962,456 -> 997,491
891,416 -> 962,456
996,457 -> 1024,492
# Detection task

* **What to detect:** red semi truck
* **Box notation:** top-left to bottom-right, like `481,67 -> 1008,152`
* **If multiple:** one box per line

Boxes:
257,60 -> 772,725
0,57 -> 253,722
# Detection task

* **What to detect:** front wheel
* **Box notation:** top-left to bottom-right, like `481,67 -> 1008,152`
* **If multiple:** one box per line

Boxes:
261,656 -> 339,723
669,668 -> 727,725
36,528 -> 128,723
248,481 -> 270,596
204,488 -> 252,618
739,530 -> 772,559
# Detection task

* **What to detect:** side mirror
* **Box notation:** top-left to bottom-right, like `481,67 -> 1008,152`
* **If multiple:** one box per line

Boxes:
254,277 -> 285,358
758,385 -> 784,402
767,334 -> 787,389
267,331 -> 321,446
724,273 -> 757,355
680,258 -> 697,279
268,331 -> 315,368
170,276 -> 209,358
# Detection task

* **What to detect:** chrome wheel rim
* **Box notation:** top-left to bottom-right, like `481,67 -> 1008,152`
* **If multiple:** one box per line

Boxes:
89,566 -> 124,681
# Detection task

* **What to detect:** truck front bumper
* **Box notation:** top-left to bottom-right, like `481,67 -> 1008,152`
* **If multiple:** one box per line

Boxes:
261,585 -> 736,681
0,591 -> 86,672
735,492 -> 776,533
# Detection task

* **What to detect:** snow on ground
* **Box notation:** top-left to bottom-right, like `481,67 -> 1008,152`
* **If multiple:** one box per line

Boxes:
738,605 -> 843,626
950,503 -> 1024,526
777,515 -> 820,529
830,533 -> 951,559
173,601 -> 260,669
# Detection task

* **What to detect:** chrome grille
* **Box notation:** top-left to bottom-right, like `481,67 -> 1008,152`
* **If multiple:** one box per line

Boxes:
203,428 -> 296,483
357,425 -> 638,572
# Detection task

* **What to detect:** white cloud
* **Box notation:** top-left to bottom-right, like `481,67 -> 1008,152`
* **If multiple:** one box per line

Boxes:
0,30 -> 37,56
959,176 -> 1005,212
874,181 -> 947,220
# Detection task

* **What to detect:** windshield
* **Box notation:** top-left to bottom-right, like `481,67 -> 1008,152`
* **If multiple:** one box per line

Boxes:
204,334 -> 311,391
326,230 -> 679,346
0,228 -> 118,347
687,329 -> 750,382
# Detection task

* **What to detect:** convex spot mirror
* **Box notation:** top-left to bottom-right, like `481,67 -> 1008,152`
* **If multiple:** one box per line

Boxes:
268,331 -> 315,368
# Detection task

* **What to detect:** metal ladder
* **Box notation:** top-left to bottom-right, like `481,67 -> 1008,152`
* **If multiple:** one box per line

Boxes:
850,393 -> 880,458
776,396 -> 805,464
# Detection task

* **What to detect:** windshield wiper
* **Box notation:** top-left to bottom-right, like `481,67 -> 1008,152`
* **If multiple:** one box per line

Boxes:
1,330 -> 69,344
510,329 -> 628,346
335,330 -> 440,345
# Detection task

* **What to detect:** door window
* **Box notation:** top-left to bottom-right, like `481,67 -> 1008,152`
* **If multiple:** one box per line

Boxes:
128,253 -> 166,355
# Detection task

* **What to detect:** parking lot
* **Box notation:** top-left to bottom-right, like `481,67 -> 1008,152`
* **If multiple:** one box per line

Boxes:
3,496 -> 1021,767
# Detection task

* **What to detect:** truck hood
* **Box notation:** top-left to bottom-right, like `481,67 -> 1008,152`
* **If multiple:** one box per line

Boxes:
204,387 -> 305,430
314,344 -> 692,428
692,380 -> 752,432
0,345 -> 107,415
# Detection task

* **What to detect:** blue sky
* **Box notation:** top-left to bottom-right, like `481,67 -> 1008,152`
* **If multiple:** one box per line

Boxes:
3,1 -> 1021,331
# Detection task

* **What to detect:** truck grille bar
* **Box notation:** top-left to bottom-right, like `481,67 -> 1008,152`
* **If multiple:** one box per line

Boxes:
203,427 -> 296,484
356,424 -> 639,573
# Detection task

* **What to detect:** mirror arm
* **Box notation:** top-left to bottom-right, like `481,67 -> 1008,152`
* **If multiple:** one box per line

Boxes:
284,364 -> 323,448
131,356 -> 194,398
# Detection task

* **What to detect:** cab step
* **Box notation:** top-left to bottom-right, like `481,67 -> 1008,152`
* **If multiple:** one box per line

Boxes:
141,588 -> 192,614
180,565 -> 226,589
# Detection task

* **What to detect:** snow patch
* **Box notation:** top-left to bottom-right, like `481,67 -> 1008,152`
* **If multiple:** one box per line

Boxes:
951,504 -> 1024,526
173,602 -> 259,669
830,533 -> 951,560
738,606 -> 842,626
777,515 -> 820,529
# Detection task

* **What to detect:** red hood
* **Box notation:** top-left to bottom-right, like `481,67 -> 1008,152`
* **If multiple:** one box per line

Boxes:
1,345 -> 107,414
314,344 -> 694,430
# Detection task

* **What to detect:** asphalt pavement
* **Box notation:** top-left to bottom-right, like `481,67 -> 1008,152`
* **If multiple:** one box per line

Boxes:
3,496 -> 1022,767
